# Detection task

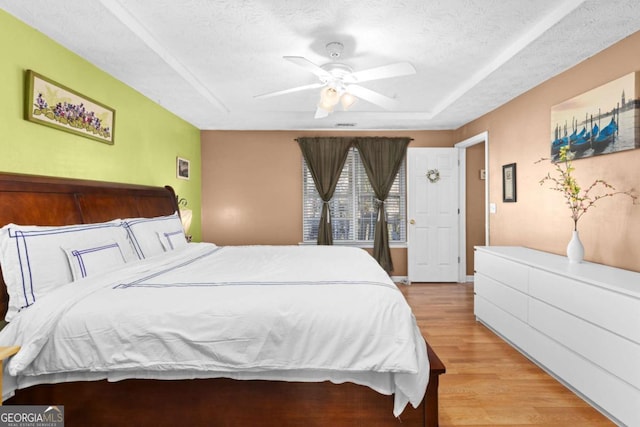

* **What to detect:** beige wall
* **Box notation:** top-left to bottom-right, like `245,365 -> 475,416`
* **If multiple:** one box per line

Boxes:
200,130 -> 460,276
455,31 -> 640,272
465,142 -> 486,275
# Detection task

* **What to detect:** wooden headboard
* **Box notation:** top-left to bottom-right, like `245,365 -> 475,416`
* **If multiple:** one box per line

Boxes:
0,172 -> 179,319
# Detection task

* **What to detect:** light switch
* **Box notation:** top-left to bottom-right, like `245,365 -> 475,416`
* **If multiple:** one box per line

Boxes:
489,203 -> 497,214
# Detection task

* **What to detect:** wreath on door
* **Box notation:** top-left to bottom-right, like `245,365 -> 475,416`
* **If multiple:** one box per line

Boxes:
426,169 -> 441,183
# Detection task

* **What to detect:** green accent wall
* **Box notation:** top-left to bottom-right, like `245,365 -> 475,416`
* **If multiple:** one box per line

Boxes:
0,10 -> 201,240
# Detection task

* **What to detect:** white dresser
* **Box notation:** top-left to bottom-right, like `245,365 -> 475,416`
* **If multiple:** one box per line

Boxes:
474,246 -> 640,427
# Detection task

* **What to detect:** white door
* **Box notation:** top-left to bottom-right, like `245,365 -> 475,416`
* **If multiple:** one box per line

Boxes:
407,147 -> 460,282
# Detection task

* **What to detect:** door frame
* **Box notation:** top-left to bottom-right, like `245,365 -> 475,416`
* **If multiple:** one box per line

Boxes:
454,131 -> 489,282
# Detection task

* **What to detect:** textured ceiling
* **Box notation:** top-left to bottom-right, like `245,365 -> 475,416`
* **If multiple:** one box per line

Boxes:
2,0 -> 640,130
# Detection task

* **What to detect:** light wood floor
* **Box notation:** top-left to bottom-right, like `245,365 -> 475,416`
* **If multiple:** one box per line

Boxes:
400,282 -> 615,427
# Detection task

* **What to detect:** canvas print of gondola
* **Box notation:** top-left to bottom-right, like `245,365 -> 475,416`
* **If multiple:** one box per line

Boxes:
25,70 -> 115,144
550,71 -> 639,161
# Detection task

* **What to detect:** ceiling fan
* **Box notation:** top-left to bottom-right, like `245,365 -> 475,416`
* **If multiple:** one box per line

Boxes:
254,42 -> 417,118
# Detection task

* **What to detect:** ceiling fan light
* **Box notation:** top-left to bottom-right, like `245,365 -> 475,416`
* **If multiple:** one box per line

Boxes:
320,87 -> 340,107
318,88 -> 338,113
340,92 -> 357,110
317,101 -> 335,113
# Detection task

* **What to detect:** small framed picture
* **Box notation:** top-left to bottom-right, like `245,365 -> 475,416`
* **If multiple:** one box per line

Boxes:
177,157 -> 190,180
502,163 -> 517,202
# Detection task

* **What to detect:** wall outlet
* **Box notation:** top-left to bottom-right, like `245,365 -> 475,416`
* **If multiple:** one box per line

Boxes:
480,169 -> 486,180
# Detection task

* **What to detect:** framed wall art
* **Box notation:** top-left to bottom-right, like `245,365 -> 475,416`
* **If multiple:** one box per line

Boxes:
502,163 -> 517,203
550,71 -> 640,161
25,70 -> 115,144
177,157 -> 190,180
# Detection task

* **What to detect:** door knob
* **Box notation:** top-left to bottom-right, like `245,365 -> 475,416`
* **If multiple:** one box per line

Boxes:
409,219 -> 415,224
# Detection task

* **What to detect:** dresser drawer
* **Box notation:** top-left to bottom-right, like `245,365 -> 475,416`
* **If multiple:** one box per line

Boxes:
475,273 -> 528,322
527,324 -> 640,427
475,250 -> 529,293
474,295 -> 532,352
529,268 -> 640,344
529,298 -> 640,390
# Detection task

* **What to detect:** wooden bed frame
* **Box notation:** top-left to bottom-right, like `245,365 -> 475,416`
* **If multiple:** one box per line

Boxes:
0,172 -> 445,427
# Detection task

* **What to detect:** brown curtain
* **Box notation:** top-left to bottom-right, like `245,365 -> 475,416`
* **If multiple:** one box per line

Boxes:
354,137 -> 411,272
297,137 -> 352,245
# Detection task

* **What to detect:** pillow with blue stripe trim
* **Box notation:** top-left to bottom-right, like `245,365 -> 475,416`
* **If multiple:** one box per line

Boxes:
0,220 -> 136,321
122,212 -> 185,259
157,230 -> 188,251
63,240 -> 127,281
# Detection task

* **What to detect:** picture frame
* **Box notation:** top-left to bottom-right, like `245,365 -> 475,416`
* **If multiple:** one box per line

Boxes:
550,71 -> 640,161
25,70 -> 115,144
502,163 -> 517,202
177,157 -> 190,180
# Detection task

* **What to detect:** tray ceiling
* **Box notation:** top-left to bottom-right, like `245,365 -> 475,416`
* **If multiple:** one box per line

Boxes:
2,0 -> 640,130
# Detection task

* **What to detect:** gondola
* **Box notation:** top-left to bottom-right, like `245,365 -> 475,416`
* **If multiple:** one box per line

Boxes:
591,118 -> 617,152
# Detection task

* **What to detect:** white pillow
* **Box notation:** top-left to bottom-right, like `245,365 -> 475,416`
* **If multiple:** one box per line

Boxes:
63,240 -> 127,281
157,230 -> 188,251
122,212 -> 185,259
0,220 -> 136,321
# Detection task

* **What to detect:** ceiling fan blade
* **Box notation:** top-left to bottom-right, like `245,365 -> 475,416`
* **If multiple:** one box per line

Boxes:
344,62 -> 416,84
284,56 -> 332,79
254,82 -> 325,99
346,85 -> 398,110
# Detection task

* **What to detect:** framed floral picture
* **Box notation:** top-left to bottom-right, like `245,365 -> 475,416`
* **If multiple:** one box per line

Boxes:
177,157 -> 190,180
25,70 -> 115,144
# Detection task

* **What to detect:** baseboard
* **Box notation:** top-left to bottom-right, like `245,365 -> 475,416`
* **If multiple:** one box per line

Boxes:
393,276 -> 474,284
391,276 -> 410,285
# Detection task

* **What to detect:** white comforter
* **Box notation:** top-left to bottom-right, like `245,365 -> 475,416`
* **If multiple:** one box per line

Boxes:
0,243 -> 429,416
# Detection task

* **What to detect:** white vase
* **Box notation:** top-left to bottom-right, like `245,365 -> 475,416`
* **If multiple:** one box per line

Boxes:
566,230 -> 584,263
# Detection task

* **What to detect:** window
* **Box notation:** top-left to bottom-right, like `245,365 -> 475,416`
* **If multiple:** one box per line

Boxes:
302,148 -> 406,244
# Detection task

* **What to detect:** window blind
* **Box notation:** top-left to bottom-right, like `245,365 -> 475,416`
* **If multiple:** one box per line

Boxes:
302,148 -> 406,243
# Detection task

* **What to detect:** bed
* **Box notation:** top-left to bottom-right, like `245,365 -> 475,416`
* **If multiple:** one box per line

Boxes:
0,172 -> 445,427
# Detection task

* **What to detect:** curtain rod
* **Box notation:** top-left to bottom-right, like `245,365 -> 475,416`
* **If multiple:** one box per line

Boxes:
294,137 -> 414,141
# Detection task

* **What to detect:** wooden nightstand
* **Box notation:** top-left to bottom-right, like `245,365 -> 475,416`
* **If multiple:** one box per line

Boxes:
0,346 -> 20,405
